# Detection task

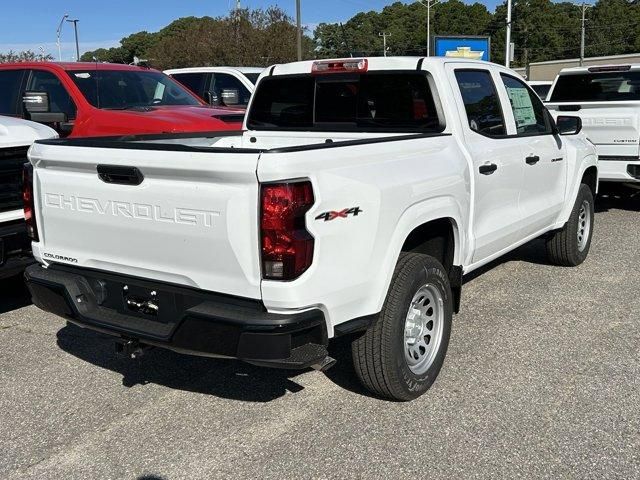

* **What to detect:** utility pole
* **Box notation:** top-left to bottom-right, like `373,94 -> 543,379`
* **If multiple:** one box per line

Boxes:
505,0 -> 512,68
296,0 -> 302,61
66,18 -> 80,62
580,2 -> 590,66
379,32 -> 391,57
56,14 -> 69,61
416,0 -> 439,57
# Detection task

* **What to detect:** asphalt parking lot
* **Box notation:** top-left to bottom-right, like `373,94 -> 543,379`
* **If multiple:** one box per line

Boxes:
0,193 -> 639,480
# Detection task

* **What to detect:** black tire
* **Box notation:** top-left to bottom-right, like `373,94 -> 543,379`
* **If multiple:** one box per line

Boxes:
351,253 -> 453,401
546,183 -> 594,266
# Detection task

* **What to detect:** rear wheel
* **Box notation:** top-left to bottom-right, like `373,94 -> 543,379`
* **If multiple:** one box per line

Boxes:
351,253 -> 452,401
546,183 -> 594,266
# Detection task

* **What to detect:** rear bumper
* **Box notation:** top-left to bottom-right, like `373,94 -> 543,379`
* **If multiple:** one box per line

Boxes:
598,156 -> 640,183
25,264 -> 328,368
0,220 -> 34,279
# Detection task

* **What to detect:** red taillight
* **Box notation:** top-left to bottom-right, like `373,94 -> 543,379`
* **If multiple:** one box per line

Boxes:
22,163 -> 39,242
260,181 -> 314,280
312,58 -> 368,74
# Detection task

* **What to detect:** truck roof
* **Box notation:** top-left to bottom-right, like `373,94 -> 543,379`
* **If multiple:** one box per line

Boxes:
0,62 -> 161,73
165,66 -> 265,74
558,64 -> 640,75
0,115 -> 57,148
268,56 -> 510,77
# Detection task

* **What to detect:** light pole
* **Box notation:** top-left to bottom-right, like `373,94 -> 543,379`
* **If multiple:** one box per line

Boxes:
56,14 -> 69,61
505,0 -> 512,68
296,0 -> 302,61
66,18 -> 80,62
416,0 -> 439,57
379,32 -> 391,57
579,2 -> 591,67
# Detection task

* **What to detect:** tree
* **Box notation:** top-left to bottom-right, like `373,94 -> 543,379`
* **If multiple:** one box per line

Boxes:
314,1 -> 491,58
0,50 -> 53,63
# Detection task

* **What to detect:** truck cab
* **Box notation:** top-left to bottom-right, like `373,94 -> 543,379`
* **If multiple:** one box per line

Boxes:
546,64 -> 640,186
165,66 -> 264,109
0,62 -> 244,138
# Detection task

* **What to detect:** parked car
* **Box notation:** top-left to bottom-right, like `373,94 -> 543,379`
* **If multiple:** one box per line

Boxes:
546,64 -> 640,187
0,116 -> 56,279
527,80 -> 553,100
0,62 -> 244,138
24,57 -> 597,401
165,67 -> 264,109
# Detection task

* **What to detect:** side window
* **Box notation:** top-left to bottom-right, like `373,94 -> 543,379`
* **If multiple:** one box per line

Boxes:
171,73 -> 207,99
454,70 -> 506,136
500,74 -> 551,135
212,73 -> 251,107
0,70 -> 25,116
26,70 -> 77,120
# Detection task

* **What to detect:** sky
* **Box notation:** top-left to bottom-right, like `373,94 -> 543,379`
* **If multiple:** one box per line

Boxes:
0,0 -> 432,61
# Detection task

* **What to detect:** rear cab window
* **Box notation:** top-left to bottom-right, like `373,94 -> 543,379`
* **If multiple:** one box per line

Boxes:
550,68 -> 640,102
454,70 -> 506,136
171,72 -> 208,99
247,72 -> 443,132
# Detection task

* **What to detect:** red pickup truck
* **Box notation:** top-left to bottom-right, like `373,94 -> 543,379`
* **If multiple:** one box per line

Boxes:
0,62 -> 243,137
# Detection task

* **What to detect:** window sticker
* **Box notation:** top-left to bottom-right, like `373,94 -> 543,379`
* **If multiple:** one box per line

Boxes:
505,86 -> 536,128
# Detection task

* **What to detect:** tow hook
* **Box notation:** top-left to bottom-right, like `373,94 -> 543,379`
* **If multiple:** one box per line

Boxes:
311,356 -> 337,372
115,339 -> 153,359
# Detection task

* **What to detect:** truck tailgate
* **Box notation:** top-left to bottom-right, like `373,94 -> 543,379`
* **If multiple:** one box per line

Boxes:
28,142 -> 262,299
549,102 -> 640,157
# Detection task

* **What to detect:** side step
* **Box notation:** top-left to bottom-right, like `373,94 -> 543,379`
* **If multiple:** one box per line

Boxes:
246,343 -> 336,371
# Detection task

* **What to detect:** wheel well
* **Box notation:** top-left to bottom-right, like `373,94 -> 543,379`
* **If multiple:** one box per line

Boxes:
401,218 -> 461,312
401,218 -> 456,274
582,166 -> 598,196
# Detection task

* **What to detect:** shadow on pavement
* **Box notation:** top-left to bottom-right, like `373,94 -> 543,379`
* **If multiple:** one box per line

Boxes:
462,237 -> 549,284
595,188 -> 640,213
56,322 -> 310,403
0,275 -> 32,315
324,334 -> 376,398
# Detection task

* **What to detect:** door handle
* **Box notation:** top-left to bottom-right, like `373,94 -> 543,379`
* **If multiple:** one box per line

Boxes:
525,155 -> 540,165
479,163 -> 498,175
97,165 -> 144,185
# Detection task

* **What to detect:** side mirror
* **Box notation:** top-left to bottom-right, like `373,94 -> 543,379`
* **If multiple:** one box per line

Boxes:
204,91 -> 220,106
23,91 -> 50,113
556,115 -> 582,135
221,88 -> 240,106
23,91 -> 67,124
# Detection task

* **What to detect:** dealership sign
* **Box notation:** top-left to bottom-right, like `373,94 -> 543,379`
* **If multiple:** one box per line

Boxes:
433,36 -> 491,62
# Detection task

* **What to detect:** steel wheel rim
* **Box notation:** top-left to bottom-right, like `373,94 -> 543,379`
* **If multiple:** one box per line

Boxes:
403,284 -> 445,375
577,200 -> 591,252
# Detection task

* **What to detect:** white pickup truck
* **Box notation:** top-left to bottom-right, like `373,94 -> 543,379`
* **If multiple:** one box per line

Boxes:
546,64 -> 640,187
25,58 -> 597,401
0,116 -> 56,279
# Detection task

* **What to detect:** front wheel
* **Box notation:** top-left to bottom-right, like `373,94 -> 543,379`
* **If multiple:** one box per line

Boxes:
351,253 -> 453,401
546,183 -> 594,266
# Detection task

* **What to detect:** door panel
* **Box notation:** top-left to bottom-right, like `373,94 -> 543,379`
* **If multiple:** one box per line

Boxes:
498,74 -> 567,236
448,66 -> 525,263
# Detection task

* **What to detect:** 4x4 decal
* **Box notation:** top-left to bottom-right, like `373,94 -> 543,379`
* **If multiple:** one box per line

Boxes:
315,207 -> 363,222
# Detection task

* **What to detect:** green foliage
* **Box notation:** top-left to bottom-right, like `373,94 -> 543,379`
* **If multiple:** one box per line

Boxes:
0,50 -> 54,63
79,1 -> 640,69
315,0 -> 640,67
82,7 -> 313,68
